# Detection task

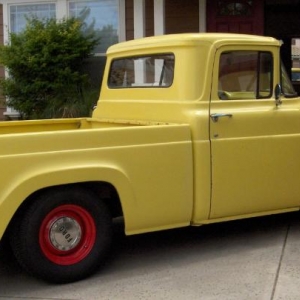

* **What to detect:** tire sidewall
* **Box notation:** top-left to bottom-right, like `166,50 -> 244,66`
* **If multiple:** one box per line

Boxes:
11,186 -> 112,283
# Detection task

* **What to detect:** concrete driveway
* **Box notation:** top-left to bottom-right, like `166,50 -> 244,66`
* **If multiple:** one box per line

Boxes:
0,212 -> 300,300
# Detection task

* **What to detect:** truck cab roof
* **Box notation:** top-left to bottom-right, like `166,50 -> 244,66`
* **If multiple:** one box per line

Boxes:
107,33 -> 281,55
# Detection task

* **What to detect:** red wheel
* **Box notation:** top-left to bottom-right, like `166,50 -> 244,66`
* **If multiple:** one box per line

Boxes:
39,204 -> 96,265
10,187 -> 112,283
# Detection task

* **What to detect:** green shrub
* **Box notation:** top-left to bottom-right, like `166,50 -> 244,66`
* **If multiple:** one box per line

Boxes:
0,16 -> 100,119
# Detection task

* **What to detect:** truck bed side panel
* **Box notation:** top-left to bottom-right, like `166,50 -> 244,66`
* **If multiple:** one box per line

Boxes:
0,124 -> 193,238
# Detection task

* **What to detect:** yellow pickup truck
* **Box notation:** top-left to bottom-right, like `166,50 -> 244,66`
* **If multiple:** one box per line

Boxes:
0,33 -> 299,283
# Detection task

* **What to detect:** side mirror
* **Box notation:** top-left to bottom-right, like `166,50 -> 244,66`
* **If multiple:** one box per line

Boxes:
275,84 -> 282,107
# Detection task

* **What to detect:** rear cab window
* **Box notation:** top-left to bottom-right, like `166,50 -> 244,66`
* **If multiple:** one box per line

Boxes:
108,54 -> 175,88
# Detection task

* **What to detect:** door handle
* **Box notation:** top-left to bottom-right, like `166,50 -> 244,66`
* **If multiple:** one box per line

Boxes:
210,113 -> 233,123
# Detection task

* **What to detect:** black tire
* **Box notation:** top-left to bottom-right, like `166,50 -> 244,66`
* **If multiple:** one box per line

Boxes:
10,186 -> 112,283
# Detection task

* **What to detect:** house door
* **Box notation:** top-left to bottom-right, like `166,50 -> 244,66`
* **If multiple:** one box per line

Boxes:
207,0 -> 264,35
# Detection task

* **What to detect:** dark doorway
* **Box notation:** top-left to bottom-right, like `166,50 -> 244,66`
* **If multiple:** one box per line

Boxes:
265,0 -> 300,92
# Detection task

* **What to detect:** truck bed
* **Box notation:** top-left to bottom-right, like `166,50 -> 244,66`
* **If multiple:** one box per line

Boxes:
0,117 -> 193,239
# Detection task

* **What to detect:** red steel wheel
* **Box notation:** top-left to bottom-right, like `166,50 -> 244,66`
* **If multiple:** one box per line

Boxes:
10,187 -> 112,283
39,204 -> 96,265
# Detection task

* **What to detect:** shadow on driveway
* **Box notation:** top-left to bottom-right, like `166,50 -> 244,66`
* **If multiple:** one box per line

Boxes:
0,212 -> 298,300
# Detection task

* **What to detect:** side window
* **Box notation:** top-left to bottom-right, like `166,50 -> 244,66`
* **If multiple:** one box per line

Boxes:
108,54 -> 175,88
281,62 -> 297,97
218,51 -> 273,100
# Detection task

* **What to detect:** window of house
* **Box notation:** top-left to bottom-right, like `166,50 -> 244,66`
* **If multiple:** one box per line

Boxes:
9,3 -> 56,33
218,51 -> 273,100
108,54 -> 175,88
218,1 -> 253,16
68,0 -> 119,54
8,1 -> 120,54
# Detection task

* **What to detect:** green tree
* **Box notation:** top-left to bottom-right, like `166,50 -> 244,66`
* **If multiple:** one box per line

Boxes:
0,16 -> 100,119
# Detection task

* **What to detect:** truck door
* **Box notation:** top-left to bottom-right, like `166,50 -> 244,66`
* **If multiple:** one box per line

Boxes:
209,47 -> 300,219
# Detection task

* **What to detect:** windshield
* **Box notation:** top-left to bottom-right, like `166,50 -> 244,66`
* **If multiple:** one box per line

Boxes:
281,62 -> 297,97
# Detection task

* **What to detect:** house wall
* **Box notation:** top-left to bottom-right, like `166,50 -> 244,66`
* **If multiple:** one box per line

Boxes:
125,0 -> 134,40
125,0 -> 156,40
165,0 -> 199,34
126,0 -> 200,40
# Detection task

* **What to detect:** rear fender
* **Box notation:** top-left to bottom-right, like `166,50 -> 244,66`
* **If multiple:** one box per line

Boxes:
0,165 -> 134,240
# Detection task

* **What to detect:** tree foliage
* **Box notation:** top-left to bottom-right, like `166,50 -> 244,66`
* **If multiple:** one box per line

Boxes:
0,15 -> 100,119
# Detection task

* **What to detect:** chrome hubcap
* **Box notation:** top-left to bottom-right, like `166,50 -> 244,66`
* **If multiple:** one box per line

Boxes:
49,217 -> 82,251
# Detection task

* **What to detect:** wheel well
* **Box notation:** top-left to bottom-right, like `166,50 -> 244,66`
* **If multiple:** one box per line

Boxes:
81,181 -> 123,218
0,182 -> 120,254
10,182 -> 123,228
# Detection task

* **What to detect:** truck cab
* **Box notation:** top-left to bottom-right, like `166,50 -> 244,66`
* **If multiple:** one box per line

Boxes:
95,33 -> 300,224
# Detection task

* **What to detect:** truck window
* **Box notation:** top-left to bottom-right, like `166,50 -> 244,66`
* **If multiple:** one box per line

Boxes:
108,54 -> 174,88
281,62 -> 297,97
218,51 -> 273,100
